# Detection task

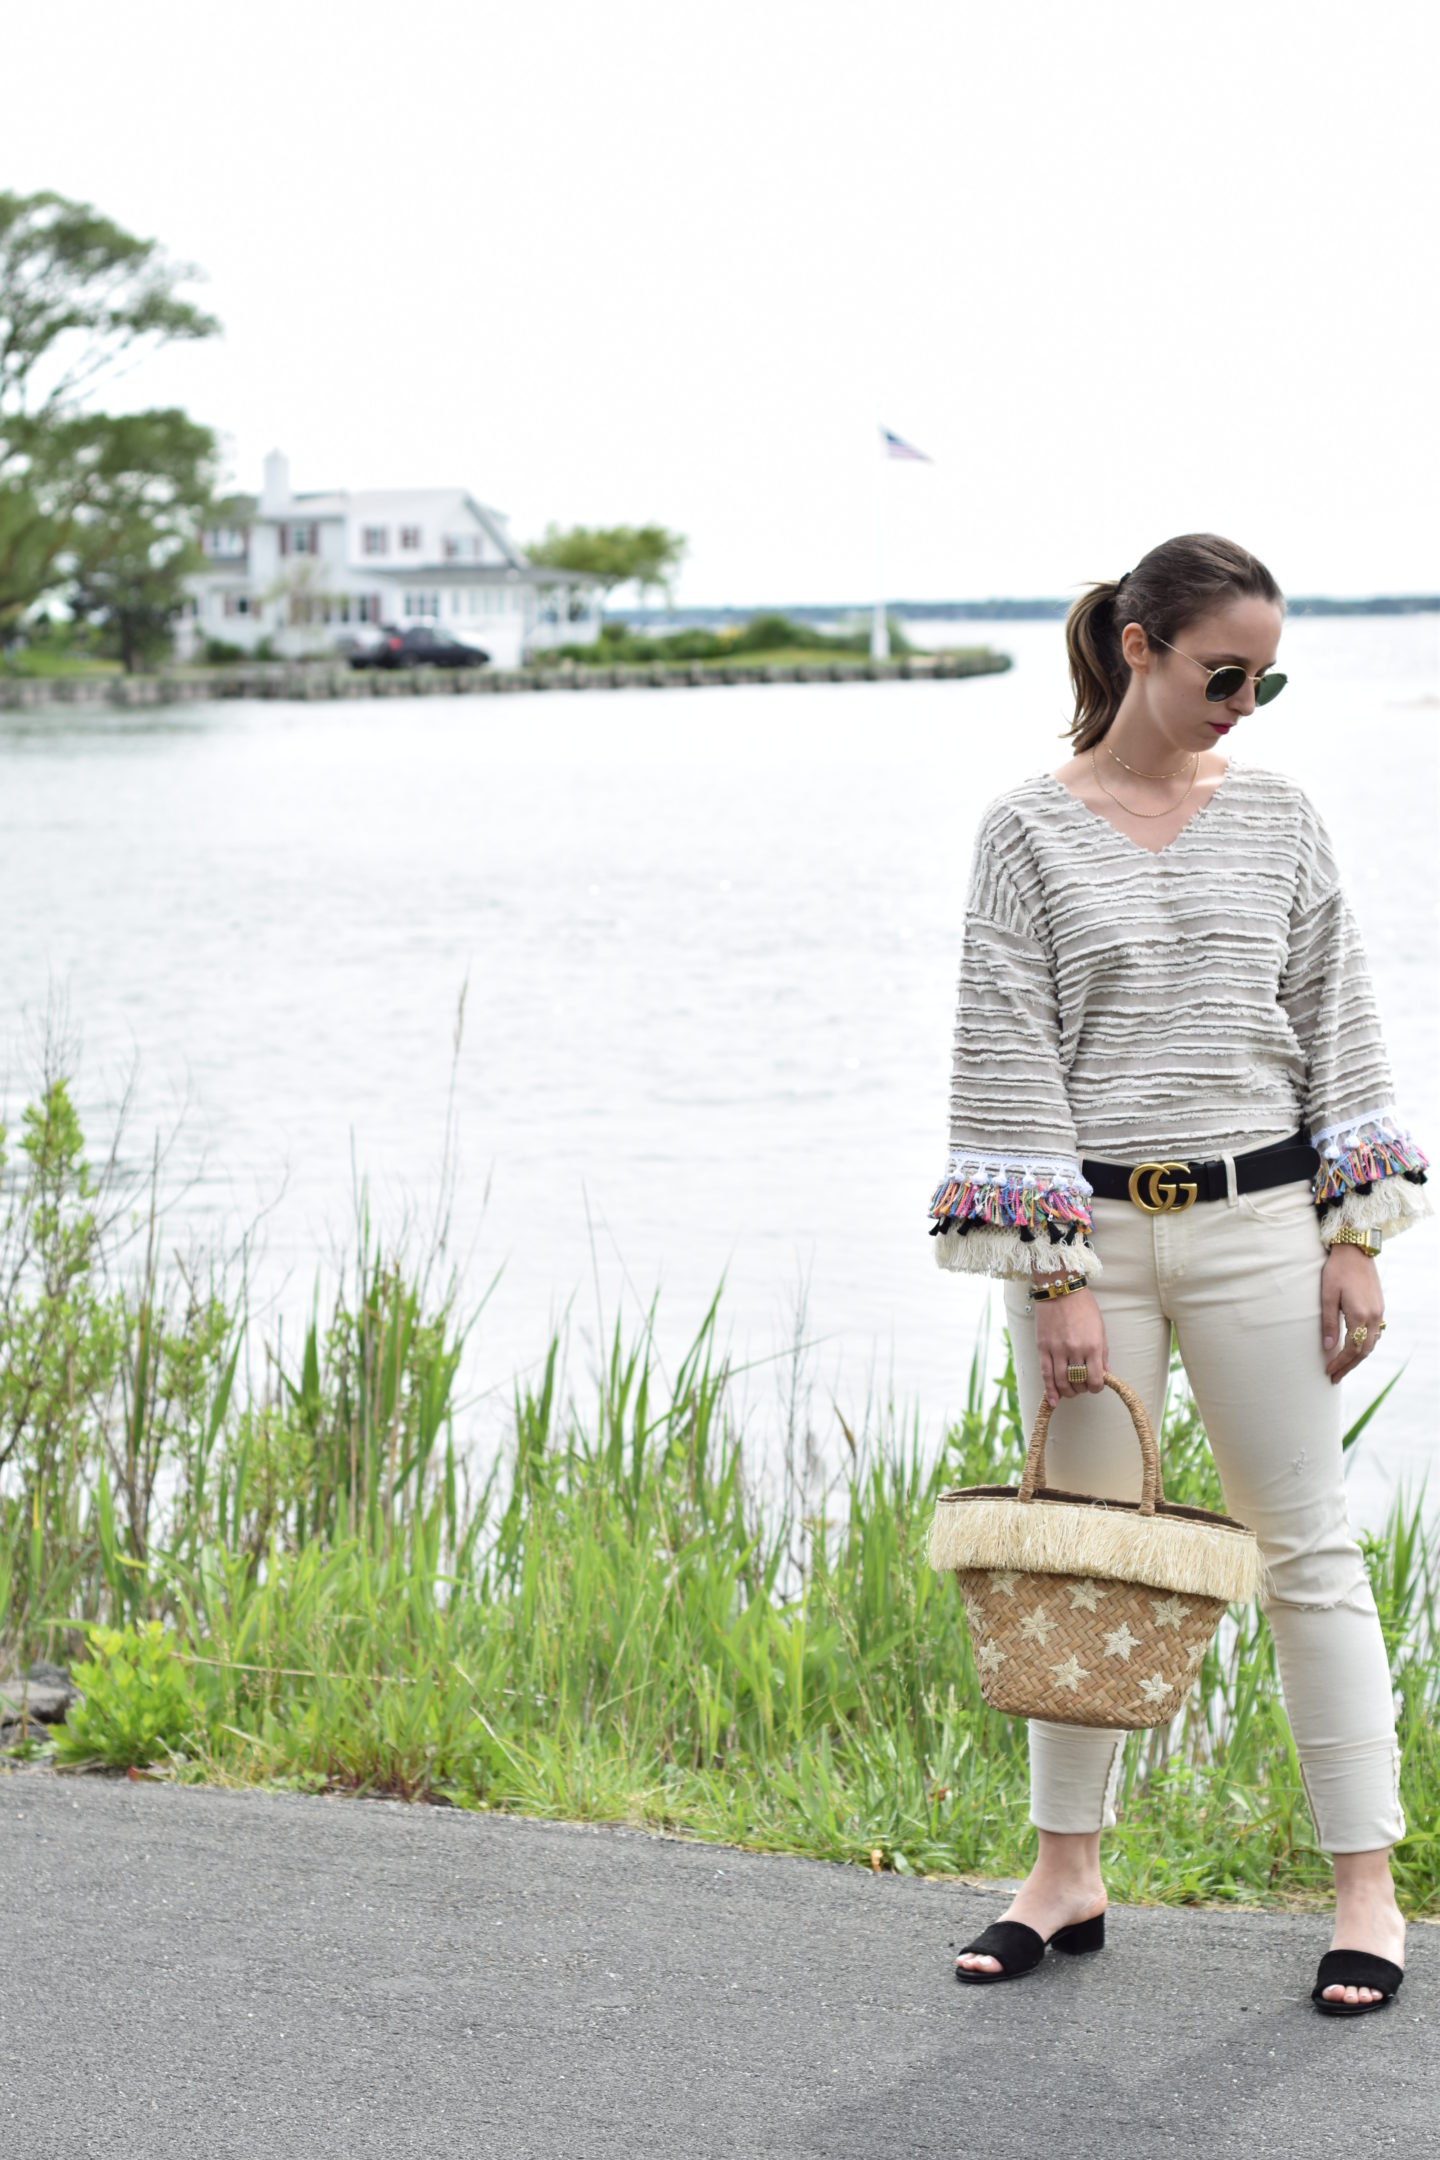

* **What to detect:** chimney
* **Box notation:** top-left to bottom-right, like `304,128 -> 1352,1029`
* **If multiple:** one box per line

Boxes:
261,449 -> 291,513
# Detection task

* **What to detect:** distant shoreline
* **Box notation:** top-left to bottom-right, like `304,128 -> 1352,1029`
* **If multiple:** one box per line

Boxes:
0,647 -> 1012,712
618,595 -> 1440,628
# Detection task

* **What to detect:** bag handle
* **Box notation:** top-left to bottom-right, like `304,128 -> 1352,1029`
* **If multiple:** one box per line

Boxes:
1016,1371 -> 1166,1517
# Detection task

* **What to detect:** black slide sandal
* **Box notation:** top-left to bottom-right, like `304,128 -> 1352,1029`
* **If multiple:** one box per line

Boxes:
955,1911 -> 1105,1984
1311,1949 -> 1405,2016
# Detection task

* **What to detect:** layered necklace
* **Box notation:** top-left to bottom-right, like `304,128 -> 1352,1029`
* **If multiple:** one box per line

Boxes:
1091,739 -> 1199,818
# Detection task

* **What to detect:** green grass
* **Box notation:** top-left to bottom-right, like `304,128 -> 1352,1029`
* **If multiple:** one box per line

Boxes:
1,1068 -> 1436,1913
2,650 -> 123,678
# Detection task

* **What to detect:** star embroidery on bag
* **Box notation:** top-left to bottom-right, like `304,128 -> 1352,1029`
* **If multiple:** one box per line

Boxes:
1018,1604 -> 1058,1644
1138,1673 -> 1176,1704
987,1570 -> 1021,1598
1102,1622 -> 1140,1662
1049,1653 -> 1090,1693
1150,1594 -> 1193,1632
1185,1641 -> 1207,1669
1068,1578 -> 1113,1611
975,1640 -> 1007,1675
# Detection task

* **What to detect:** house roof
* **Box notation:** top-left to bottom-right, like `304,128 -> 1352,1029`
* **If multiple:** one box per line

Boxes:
273,493 -> 350,517
260,487 -> 542,571
189,560 -> 597,590
227,474 -> 604,587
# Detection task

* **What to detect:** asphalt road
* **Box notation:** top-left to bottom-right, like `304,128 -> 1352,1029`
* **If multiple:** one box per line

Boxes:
1,1767 -> 1432,2158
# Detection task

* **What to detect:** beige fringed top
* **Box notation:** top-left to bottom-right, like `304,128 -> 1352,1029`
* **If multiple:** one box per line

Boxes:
928,754 -> 1432,1281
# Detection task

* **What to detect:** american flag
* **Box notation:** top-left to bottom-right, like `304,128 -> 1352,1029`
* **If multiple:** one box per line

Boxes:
879,426 -> 933,462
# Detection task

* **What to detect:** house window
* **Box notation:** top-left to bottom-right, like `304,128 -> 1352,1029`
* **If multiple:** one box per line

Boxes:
222,594 -> 253,618
400,525 -> 422,551
362,527 -> 389,556
403,591 -> 441,619
444,534 -> 483,561
292,524 -> 312,554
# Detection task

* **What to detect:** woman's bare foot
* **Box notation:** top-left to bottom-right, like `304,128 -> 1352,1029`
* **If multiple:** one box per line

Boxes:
956,1828 -> 1107,1975
1323,1848 -> 1406,2007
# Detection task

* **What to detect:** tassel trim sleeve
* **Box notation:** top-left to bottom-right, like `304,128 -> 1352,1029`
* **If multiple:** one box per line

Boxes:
928,1153 -> 1102,1282
1310,1109 -> 1433,1248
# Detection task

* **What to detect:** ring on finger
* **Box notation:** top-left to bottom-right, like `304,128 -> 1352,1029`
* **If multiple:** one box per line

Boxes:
1066,1362 -> 1088,1384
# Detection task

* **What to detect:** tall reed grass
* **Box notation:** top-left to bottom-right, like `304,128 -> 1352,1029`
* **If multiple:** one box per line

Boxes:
1,1068 -> 1435,1913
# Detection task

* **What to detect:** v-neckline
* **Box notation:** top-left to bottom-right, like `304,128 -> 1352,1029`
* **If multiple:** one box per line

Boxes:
1040,754 -> 1238,860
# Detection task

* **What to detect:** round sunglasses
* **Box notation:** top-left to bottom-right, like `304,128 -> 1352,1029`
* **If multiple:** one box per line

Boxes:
1151,635 -> 1287,706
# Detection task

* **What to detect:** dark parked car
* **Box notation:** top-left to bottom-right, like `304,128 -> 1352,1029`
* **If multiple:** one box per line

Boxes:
350,623 -> 491,670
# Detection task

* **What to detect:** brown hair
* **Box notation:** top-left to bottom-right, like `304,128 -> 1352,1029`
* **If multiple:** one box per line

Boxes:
1064,533 -> 1284,749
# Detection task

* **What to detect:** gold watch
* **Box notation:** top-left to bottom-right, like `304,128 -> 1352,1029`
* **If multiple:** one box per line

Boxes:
1330,1225 -> 1382,1257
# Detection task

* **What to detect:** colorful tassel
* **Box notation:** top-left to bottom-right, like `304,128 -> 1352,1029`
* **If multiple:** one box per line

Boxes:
927,1171 -> 1095,1237
1311,1121 -> 1431,1207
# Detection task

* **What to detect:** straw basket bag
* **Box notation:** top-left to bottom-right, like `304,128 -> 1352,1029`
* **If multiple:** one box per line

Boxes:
927,1372 -> 1270,1729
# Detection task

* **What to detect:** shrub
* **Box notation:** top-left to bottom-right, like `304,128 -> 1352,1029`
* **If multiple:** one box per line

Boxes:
53,1620 -> 213,1769
200,637 -> 247,666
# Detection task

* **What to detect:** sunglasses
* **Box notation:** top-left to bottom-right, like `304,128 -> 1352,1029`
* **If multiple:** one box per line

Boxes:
1152,635 -> 1287,706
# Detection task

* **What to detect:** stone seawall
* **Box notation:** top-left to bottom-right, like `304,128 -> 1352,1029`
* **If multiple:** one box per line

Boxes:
0,649 -> 1009,711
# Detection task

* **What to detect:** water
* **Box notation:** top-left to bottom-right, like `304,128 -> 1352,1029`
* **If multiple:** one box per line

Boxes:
2,613 -> 1436,1530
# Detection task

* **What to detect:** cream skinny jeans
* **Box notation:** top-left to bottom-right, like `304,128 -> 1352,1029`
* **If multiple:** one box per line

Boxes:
1001,1166 -> 1405,1855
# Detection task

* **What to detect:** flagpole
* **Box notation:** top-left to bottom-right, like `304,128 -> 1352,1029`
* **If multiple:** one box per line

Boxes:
870,426 -> 889,660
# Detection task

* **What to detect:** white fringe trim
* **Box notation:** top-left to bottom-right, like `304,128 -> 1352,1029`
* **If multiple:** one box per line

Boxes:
928,1493 -> 1271,1605
932,1223 -> 1103,1282
1321,1177 -> 1434,1244
939,1146 -> 1093,1195
1310,1104 -> 1413,1156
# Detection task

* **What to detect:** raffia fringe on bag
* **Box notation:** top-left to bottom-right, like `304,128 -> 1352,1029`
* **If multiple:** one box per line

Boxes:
927,1372 -> 1271,1730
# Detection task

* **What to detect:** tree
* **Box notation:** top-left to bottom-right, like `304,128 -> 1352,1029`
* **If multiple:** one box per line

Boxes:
0,190 -> 217,427
0,481 -> 62,645
63,411 -> 217,671
0,190 -> 219,636
524,522 -> 687,612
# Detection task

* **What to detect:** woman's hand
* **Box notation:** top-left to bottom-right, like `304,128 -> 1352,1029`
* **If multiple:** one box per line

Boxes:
1033,1286 -> 1109,1407
1321,1246 -> 1385,1385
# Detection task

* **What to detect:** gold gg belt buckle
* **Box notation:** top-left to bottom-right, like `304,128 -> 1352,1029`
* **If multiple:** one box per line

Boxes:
1127,1159 -> 1199,1212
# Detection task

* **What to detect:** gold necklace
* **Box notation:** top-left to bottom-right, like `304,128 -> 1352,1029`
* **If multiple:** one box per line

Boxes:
1091,744 -> 1198,819
1100,738 -> 1193,778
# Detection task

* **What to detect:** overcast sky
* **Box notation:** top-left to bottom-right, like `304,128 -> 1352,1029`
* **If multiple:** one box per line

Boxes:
7,1 -> 1437,604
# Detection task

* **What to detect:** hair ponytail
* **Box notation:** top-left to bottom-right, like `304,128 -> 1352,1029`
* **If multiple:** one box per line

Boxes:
1065,580 -> 1129,745
1064,534 -> 1284,751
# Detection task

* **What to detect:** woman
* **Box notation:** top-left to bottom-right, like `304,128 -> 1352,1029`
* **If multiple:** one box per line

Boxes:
928,534 -> 1431,2016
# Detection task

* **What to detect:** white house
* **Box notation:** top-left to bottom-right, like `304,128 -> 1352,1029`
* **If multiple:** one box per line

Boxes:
179,450 -> 604,666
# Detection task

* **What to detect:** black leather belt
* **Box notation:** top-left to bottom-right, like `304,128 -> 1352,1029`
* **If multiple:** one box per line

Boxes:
1079,1129 -> 1319,1213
